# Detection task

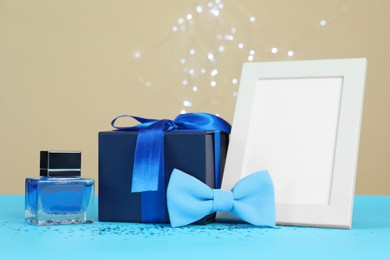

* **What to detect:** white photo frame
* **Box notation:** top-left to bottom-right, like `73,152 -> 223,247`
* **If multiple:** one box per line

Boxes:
219,59 -> 367,229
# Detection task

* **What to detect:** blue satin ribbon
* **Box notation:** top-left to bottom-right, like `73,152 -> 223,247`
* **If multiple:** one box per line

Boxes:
111,113 -> 231,222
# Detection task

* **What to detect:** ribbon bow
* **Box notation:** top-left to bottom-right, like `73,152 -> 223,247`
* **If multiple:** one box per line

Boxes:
167,168 -> 276,227
111,113 -> 231,193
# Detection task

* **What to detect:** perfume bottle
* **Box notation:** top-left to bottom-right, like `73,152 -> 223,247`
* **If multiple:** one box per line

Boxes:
25,151 -> 95,225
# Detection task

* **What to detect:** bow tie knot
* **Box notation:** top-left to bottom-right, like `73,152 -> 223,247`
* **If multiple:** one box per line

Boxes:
212,189 -> 233,212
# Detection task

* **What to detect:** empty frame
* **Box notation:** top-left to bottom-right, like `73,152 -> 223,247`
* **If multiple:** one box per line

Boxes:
219,59 -> 367,228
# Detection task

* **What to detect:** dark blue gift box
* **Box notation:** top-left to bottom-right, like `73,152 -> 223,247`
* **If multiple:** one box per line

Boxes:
98,130 -> 229,224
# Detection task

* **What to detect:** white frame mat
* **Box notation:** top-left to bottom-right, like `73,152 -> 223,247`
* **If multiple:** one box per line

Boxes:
219,59 -> 367,228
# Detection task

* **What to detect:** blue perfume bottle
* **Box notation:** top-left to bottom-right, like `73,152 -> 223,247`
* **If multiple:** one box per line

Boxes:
25,151 -> 95,225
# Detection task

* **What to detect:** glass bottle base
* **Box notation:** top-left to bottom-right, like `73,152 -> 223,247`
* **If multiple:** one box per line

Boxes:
25,209 -> 93,226
25,177 -> 95,226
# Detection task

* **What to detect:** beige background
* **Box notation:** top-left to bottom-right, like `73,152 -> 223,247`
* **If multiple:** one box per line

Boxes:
0,0 -> 389,194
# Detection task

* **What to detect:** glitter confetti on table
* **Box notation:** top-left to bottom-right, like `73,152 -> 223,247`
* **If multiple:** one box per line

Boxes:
1,196 -> 389,259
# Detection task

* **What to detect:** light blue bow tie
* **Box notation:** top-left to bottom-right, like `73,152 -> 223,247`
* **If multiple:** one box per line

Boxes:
167,169 -> 276,227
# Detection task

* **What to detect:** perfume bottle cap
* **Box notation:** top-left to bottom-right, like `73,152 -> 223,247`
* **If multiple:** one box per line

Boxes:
40,151 -> 81,177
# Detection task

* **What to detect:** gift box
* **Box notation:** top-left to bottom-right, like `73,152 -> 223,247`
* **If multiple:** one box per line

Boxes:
98,114 -> 230,224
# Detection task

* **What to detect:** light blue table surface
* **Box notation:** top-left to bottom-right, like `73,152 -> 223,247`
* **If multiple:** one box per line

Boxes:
1,196 -> 389,259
